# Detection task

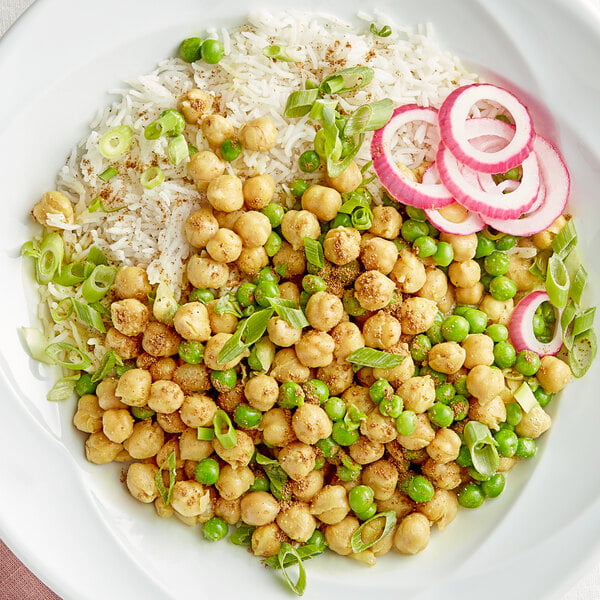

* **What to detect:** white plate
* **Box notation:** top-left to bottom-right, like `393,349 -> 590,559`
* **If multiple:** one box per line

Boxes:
1,0 -> 599,598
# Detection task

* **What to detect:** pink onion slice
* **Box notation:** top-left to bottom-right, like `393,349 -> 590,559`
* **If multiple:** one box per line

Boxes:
508,290 -> 563,356
438,83 -> 535,173
482,135 -> 570,236
370,104 -> 455,209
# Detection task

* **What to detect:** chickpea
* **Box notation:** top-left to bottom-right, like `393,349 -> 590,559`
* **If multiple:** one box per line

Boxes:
238,116 -> 278,151
301,185 -> 342,221
467,365 -> 505,403
156,411 -> 186,433
280,210 -> 320,251
279,281 -> 301,305
305,291 -> 344,331
292,403 -> 333,445
142,322 -> 181,357
123,420 -> 164,459
110,299 -> 149,337
277,502 -> 316,543
498,456 -> 518,472
532,215 -> 567,249
369,206 -> 402,239
295,330 -> 335,368
104,327 -> 141,360
147,379 -> 184,414
216,465 -> 254,500
349,436 -> 385,465
93,378 -> 122,411
73,394 -> 103,433
32,190 -> 74,228
214,497 -> 242,525
310,485 -> 350,524
102,409 -> 134,444
426,428 -> 461,463
204,333 -> 247,370
393,512 -> 430,555
421,459 -> 461,490
462,333 -> 495,369
360,411 -> 397,444
360,312 -> 400,350
428,342 -> 466,375
515,404 -> 552,438
126,462 -> 159,503
469,396 -> 506,430
372,346 -> 414,387
172,302 -> 211,342
448,259 -> 481,288
291,469 -> 325,502
267,316 -> 302,348
238,491 -> 280,527
237,246 -> 270,276
479,295 -> 514,325
201,114 -> 234,147
213,429 -> 255,468
397,376 -> 435,413
179,427 -> 213,461
171,481 -> 211,517
354,270 -> 395,311
377,490 -> 414,520
205,174 -> 244,213
278,441 -> 316,481
508,255 -> 540,291
417,267 -> 448,302
244,375 -> 279,411
179,88 -> 213,123
154,496 -> 174,519
439,232 -> 478,262
204,228 -> 243,264
317,359 -> 355,396
360,237 -> 398,275
214,209 -> 243,229
397,413 -> 435,450
148,357 -> 177,382
252,523 -> 284,557
271,242 -> 305,278
362,460 -> 398,500
85,432 -> 122,464
325,516 -> 359,556
331,321 -> 365,360
399,297 -> 438,335
438,284 -> 456,315
187,152 -> 225,192
420,489 -> 459,530
270,348 -> 311,383
173,363 -> 211,393
114,266 -> 151,300
324,226 -> 362,265
233,211 -> 272,248
455,282 -> 484,306
260,407 -> 295,447
115,368 -> 152,407
342,386 -> 375,415
242,174 -> 276,210
536,355 -> 572,393
325,160 -> 362,193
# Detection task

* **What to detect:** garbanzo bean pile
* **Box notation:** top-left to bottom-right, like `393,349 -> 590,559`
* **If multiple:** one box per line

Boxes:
23,18 -> 595,598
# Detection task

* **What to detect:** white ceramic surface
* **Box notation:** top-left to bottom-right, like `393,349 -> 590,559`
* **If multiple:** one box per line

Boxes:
0,1 -> 599,599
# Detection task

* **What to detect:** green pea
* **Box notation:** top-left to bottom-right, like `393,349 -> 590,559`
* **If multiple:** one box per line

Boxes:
494,428 -> 518,458
316,436 -> 339,458
195,458 -> 220,485
435,383 -> 456,404
525,378 -> 539,393
516,437 -> 537,458
379,395 -> 403,419
255,280 -> 280,307
401,219 -> 430,243
428,402 -> 454,428
343,290 -> 366,317
458,483 -> 485,508
355,503 -> 377,521
178,37 -> 203,62
541,301 -> 556,323
483,250 -> 510,276
279,381 -> 305,409
290,179 -> 309,197
462,307 -> 488,334
324,396 -> 346,421
495,235 -> 517,251
369,379 -> 394,404
189,288 -> 215,303
249,476 -> 270,492
348,484 -> 375,514
515,350 -> 541,376
331,213 -> 352,228
480,273 -> 493,291
454,374 -> 468,396
427,222 -> 440,238
236,282 -> 256,307
298,150 -> 321,173
493,341 -> 516,368
178,340 -> 204,364
211,369 -> 237,392
303,379 -> 329,404
453,305 -> 471,317
427,319 -> 445,345
131,406 -> 156,420
475,234 -> 495,258
498,422 -> 514,431
306,530 -> 327,552
299,291 -> 310,309
337,461 -> 362,482
201,39 -> 225,64
257,266 -> 279,283
419,365 -> 447,386
405,206 -> 427,221
234,403 -> 262,428
534,387 -> 553,408
393,238 -> 410,253
489,276 -> 517,301
75,373 -> 98,397
481,473 -> 506,498
302,274 -> 327,294
413,235 -> 437,258
450,395 -> 469,420
456,445 -> 473,467
395,410 -> 417,436
314,455 -> 326,470
332,422 -> 360,446
441,315 -> 470,342
505,402 -> 523,427
486,323 -> 508,343
220,139 -> 242,162
264,232 -> 282,257
433,241 -> 454,267
202,517 -> 228,541
410,334 -> 432,362
406,475 -> 434,503
262,203 -> 286,228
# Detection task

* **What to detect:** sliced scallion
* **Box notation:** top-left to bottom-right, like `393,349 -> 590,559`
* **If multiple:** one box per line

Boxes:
308,99 -> 338,121
36,232 -> 64,285
262,44 -> 295,62
88,196 -> 125,213
167,134 -> 189,166
99,167 -> 118,182
346,347 -> 403,369
351,510 -> 396,553
87,246 -> 108,266
144,109 -> 186,140
303,237 -> 324,269
351,206 -> 373,230
46,375 -> 79,402
71,298 -> 107,332
45,342 -> 92,370
155,451 -> 177,505
140,166 -> 165,190
213,409 -> 237,449
197,427 -> 215,441
274,543 -> 306,597
284,89 -> 320,118
230,524 -> 255,546
344,98 -> 394,137
513,381 -> 538,413
546,254 -> 570,309
52,262 -> 87,286
573,307 -> 596,337
98,126 -> 134,159
561,300 -> 577,351
50,297 -> 74,322
569,329 -> 597,378
91,350 -> 123,383
240,308 -> 274,346
370,24 -> 392,37
21,240 -> 40,258
20,327 -> 54,364
551,219 -> 577,259
571,264 -> 588,306
464,421 -> 499,478
320,66 -> 374,95
268,297 -> 309,329
81,265 -> 117,303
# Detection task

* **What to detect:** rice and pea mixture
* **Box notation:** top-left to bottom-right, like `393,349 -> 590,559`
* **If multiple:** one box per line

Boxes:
23,12 -> 595,595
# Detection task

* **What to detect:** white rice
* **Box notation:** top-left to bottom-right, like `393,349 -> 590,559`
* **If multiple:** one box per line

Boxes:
41,11 -> 479,364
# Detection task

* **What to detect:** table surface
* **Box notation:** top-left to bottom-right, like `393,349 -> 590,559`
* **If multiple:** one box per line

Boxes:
1,1 -> 599,599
